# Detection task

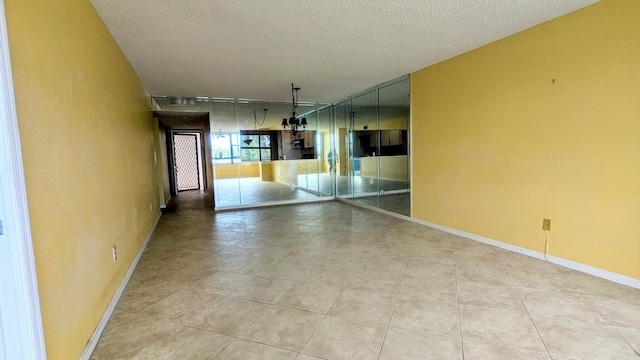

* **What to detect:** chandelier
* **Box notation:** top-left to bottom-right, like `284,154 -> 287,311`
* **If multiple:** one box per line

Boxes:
281,83 -> 307,136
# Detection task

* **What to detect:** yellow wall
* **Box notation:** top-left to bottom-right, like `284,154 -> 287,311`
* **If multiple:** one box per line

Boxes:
411,0 -> 640,279
213,163 -> 260,178
297,160 -> 320,173
361,155 -> 408,181
5,0 -> 159,359
273,160 -> 299,185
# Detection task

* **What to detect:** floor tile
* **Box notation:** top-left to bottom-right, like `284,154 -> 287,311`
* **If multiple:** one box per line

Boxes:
222,255 -> 277,275
499,253 -> 559,273
103,310 -> 138,333
410,246 -> 455,261
462,341 -> 551,360
457,281 -> 525,312
302,264 -> 356,288
142,289 -> 224,324
187,297 -> 268,336
616,327 -> 640,354
391,295 -> 460,337
347,269 -> 404,295
214,338 -> 297,360
91,316 -> 181,359
559,270 -> 640,303
456,263 -> 512,286
507,268 -> 576,292
329,288 -> 396,325
379,327 -> 463,360
115,275 -> 187,313
405,259 -> 455,279
239,306 -> 323,351
93,193 -> 640,360
230,275 -> 295,304
275,281 -> 344,314
301,316 -> 386,360
185,270 -> 252,297
459,306 -> 546,352
358,256 -> 409,274
400,275 -> 457,303
132,326 -> 233,359
532,315 -> 638,359
517,288 -> 607,325
295,354 -> 325,360
584,295 -> 640,330
264,259 -> 317,281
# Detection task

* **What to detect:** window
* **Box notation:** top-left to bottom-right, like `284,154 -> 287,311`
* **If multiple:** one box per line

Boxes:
240,134 -> 272,162
212,133 -> 272,163
212,133 -> 241,164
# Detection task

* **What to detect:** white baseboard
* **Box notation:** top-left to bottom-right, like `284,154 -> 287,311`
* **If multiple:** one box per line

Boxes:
342,198 -> 640,290
409,218 -> 640,290
215,196 -> 334,211
79,213 -> 161,360
546,255 -> 640,289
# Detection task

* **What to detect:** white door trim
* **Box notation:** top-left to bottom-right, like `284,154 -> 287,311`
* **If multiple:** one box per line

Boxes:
0,1 -> 46,359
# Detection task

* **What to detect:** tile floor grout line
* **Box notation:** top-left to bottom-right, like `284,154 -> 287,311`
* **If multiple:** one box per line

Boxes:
453,249 -> 466,360
503,258 -> 554,359
374,239 -> 410,360
93,194 -> 640,359
295,268 -> 356,358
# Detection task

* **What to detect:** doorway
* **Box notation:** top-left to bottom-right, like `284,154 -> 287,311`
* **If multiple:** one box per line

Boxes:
172,132 -> 204,192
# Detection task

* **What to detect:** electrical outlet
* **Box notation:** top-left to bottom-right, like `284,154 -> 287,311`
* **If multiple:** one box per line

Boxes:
149,203 -> 153,212
112,245 -> 117,262
542,218 -> 551,231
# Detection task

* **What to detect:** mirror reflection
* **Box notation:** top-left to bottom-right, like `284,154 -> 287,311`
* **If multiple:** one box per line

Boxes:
153,75 -> 409,216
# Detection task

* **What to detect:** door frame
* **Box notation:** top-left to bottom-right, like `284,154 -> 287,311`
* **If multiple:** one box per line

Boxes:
170,130 -> 206,193
0,1 -> 46,358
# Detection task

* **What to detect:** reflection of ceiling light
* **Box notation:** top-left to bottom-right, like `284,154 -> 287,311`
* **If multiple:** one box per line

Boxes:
168,97 -> 197,106
243,138 -> 253,146
281,83 -> 307,136
216,129 -> 224,138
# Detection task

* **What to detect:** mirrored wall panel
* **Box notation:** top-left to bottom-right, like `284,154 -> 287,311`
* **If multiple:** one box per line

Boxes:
334,75 -> 410,215
152,75 -> 408,215
208,98 -> 332,208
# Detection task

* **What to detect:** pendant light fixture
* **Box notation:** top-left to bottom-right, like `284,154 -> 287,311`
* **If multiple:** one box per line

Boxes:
281,83 -> 307,136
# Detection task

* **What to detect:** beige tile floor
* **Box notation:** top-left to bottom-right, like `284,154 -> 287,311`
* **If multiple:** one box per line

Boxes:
91,191 -> 640,360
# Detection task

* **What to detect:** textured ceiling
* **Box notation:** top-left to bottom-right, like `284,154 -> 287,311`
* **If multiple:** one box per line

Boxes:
90,0 -> 599,103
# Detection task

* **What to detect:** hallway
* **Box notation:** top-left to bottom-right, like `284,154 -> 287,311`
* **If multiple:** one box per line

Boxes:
91,192 -> 640,359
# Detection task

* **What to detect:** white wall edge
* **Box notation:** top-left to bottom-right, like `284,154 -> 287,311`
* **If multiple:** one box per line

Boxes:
342,199 -> 639,290
79,213 -> 161,360
0,0 -> 47,358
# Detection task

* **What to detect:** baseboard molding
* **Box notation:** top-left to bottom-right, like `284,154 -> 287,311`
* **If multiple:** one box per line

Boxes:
342,198 -> 640,290
215,196 -> 334,212
79,213 -> 161,360
546,255 -> 640,289
408,218 -> 639,290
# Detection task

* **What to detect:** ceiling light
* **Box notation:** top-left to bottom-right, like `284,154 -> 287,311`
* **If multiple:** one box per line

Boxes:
281,83 -> 307,136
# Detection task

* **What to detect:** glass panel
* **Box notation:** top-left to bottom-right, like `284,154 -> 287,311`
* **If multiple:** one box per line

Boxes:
260,135 -> 271,147
260,149 -> 271,161
335,100 -> 351,197
351,89 -> 379,208
242,134 -> 258,148
210,99 -> 241,207
318,105 -> 333,196
378,78 -> 410,215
